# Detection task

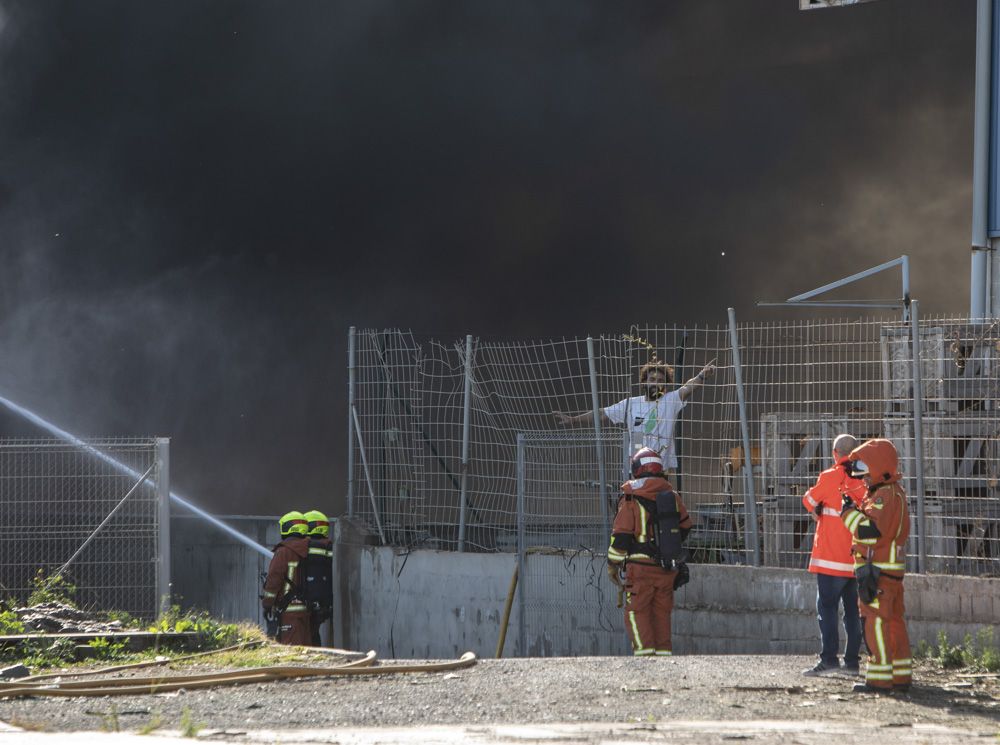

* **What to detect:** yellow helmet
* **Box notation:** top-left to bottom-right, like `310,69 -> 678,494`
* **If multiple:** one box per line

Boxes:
279,510 -> 308,537
304,509 -> 329,538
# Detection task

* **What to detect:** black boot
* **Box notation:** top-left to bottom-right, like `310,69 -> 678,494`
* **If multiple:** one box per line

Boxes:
852,682 -> 890,694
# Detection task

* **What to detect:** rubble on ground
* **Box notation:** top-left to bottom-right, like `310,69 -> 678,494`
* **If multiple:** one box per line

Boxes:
12,602 -> 125,635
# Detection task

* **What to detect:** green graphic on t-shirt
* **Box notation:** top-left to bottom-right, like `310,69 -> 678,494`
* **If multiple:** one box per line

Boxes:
643,407 -> 657,434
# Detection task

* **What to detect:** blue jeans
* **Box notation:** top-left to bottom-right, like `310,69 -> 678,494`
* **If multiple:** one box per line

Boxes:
816,573 -> 862,668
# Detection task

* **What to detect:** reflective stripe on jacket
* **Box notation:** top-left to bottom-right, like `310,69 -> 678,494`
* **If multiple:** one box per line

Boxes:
802,457 -> 866,577
608,476 -> 692,566
842,481 -> 910,577
261,536 -> 310,611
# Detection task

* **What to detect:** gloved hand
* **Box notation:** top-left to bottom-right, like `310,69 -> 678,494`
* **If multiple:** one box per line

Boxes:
814,502 -> 823,517
841,492 -> 856,516
607,563 -> 623,587
673,562 -> 690,591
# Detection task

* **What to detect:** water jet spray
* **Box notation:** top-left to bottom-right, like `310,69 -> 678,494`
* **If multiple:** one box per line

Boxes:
0,394 -> 272,558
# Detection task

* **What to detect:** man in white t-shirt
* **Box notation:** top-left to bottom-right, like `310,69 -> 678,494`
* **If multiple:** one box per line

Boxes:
553,359 -> 715,475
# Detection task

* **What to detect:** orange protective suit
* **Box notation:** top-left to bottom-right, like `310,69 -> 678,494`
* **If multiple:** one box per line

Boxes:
842,439 -> 911,690
608,475 -> 692,656
262,535 -> 312,646
803,455 -> 865,577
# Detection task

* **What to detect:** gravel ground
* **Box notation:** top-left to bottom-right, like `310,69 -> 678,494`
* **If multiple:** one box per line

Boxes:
0,652 -> 997,739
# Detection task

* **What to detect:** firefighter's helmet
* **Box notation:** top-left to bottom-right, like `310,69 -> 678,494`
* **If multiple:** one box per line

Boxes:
279,510 -> 308,537
847,439 -> 900,485
304,509 -> 330,538
631,447 -> 664,479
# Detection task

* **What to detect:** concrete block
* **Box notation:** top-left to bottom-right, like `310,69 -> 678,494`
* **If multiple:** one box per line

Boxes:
672,609 -> 694,637
903,588 -> 922,620
971,590 -> 995,625
919,586 -> 961,620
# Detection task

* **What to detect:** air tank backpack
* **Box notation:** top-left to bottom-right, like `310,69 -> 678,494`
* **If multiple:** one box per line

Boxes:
637,491 -> 687,571
303,540 -> 334,612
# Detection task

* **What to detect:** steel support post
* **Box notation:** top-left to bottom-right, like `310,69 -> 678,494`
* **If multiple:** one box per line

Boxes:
458,335 -> 474,552
516,433 -> 527,657
972,0 -> 992,319
727,308 -> 761,567
155,438 -> 171,618
909,300 -> 928,573
347,326 -> 357,519
587,337 -> 610,537
351,404 -> 387,544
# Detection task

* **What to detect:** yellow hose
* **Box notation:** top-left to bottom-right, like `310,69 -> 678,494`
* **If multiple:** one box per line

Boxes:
0,651 -> 476,699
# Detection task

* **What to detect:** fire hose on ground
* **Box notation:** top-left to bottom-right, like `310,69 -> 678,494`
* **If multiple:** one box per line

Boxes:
0,642 -> 477,699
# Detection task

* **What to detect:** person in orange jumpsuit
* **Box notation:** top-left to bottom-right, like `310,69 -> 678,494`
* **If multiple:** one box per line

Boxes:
841,439 -> 911,693
607,447 -> 693,656
800,433 -> 866,677
261,511 -> 312,646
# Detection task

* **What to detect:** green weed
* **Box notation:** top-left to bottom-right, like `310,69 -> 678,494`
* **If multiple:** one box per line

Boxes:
27,569 -> 77,607
926,627 -> 1000,671
87,636 -> 129,661
179,706 -> 202,738
138,710 -> 163,735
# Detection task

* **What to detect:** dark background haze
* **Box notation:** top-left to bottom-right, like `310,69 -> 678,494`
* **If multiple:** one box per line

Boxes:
0,1 -> 977,517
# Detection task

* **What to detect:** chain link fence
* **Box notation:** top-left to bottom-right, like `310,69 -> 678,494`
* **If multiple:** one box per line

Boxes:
0,438 -> 169,619
348,313 -> 1000,578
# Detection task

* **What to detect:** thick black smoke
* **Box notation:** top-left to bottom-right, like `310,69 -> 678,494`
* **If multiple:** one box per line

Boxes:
0,1 -> 976,514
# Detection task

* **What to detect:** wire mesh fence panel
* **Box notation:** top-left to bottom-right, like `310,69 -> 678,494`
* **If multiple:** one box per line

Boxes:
0,438 -> 163,618
349,316 -> 1000,577
902,317 -> 1000,576
517,549 -> 628,657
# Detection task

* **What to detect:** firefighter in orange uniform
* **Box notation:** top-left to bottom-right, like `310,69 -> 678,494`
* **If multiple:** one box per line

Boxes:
841,439 -> 911,693
800,433 -> 867,676
607,447 -> 693,656
262,511 -> 312,646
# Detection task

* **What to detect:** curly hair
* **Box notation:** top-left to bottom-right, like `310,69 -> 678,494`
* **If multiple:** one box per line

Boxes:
639,361 -> 674,385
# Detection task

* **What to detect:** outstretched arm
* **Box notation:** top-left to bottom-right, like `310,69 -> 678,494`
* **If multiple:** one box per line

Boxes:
678,359 -> 717,401
552,410 -> 613,428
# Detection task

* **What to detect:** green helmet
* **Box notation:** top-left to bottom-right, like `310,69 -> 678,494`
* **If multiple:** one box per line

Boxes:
304,509 -> 330,538
279,510 -> 308,537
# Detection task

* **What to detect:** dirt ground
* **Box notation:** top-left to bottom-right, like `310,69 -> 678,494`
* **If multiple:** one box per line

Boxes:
0,653 -> 997,743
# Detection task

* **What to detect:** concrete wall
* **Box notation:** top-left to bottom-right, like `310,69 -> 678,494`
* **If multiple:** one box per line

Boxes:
334,523 -> 999,658
171,514 -> 278,623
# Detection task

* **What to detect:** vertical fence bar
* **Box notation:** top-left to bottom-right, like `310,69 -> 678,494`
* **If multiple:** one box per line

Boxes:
458,335 -> 474,552
587,337 -> 610,537
347,326 -> 357,519
727,308 -> 761,567
155,437 -> 171,618
909,301 -> 927,573
516,433 -> 527,657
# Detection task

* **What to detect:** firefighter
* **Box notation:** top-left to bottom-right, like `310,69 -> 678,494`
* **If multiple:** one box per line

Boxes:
841,438 -> 911,693
607,447 -> 693,656
800,433 -> 867,677
304,509 -> 334,647
261,510 -> 312,646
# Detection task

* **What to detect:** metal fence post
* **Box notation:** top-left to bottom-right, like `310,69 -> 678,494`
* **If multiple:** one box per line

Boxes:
347,326 -> 357,519
909,300 -> 927,573
458,335 -> 474,552
727,308 -> 761,567
155,437 -> 171,618
587,337 -> 610,537
516,433 -> 527,657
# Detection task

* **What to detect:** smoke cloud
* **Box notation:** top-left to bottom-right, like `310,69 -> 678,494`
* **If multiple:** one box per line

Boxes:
0,0 -> 977,513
